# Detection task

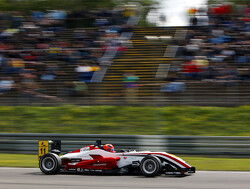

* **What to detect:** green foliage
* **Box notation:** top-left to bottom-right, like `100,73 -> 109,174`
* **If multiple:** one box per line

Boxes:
0,0 -> 157,27
0,106 -> 250,136
0,0 -> 156,12
114,0 -> 156,6
0,0 -> 115,12
208,0 -> 249,5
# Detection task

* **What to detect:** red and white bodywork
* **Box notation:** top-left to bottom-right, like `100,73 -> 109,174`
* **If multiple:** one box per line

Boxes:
39,140 -> 195,177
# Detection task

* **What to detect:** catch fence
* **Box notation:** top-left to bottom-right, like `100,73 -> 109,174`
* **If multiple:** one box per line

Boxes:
1,133 -> 250,157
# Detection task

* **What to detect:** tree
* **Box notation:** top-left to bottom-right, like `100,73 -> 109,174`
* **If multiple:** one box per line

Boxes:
208,0 -> 249,5
0,0 -> 157,12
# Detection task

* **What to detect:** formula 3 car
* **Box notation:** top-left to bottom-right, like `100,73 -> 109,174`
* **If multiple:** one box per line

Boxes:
38,140 -> 195,177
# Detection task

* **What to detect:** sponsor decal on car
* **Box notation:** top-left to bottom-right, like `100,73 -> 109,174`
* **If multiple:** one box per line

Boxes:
80,147 -> 90,152
165,172 -> 182,175
77,168 -> 103,173
77,168 -> 90,172
132,161 -> 140,167
93,169 -> 103,172
123,156 -> 137,161
93,163 -> 107,166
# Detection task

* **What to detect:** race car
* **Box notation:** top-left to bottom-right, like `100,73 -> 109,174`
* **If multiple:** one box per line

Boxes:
39,139 -> 195,177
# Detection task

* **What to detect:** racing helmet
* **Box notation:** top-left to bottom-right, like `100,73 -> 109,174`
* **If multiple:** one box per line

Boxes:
103,144 -> 115,152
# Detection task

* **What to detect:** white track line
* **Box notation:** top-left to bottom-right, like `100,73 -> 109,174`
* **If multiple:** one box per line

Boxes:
0,167 -> 38,170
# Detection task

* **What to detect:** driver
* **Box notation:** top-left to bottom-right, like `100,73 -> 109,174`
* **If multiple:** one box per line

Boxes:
102,144 -> 115,153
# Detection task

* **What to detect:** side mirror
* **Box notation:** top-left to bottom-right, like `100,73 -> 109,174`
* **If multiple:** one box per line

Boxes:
94,139 -> 102,147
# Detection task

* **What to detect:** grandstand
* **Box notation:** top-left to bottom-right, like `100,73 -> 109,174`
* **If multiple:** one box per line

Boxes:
94,27 -> 178,103
0,4 -> 249,106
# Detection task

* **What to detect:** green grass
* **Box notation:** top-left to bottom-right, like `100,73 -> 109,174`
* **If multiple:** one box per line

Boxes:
1,105 -> 250,136
182,156 -> 250,171
1,154 -> 250,171
0,154 -> 38,168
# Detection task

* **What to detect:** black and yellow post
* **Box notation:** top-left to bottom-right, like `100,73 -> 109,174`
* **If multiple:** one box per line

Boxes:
38,141 -> 49,160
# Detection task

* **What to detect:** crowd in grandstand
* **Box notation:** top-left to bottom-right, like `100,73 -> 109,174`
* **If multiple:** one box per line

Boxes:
0,8 -> 133,100
160,4 -> 250,93
177,4 -> 250,82
0,3 -> 249,101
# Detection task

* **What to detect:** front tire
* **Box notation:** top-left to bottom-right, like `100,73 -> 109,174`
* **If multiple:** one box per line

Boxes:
39,153 -> 61,175
140,156 -> 162,177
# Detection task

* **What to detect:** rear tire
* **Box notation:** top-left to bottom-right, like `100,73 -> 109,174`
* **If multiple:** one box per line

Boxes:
39,153 -> 61,175
140,156 -> 162,177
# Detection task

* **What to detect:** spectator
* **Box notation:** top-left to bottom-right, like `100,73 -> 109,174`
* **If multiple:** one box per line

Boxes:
0,7 -> 136,103
123,72 -> 139,103
160,73 -> 186,93
0,77 -> 15,95
180,61 -> 200,79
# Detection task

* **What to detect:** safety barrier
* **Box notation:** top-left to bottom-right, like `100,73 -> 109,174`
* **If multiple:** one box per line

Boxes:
0,133 -> 250,157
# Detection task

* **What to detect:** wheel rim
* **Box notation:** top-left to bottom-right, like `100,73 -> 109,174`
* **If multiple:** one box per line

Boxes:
142,159 -> 157,174
42,157 -> 55,171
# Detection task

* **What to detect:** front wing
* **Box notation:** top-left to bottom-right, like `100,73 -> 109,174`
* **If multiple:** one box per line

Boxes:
165,167 -> 196,175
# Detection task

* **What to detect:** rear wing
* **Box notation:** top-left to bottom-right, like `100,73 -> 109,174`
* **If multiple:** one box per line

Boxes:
38,140 -> 61,160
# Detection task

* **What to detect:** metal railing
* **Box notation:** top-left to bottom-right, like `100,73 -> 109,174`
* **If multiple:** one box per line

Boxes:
1,133 -> 250,157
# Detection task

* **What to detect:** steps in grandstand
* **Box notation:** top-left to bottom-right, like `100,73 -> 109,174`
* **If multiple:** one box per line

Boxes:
2,26 -> 250,106
91,27 -> 250,104
92,27 -> 180,100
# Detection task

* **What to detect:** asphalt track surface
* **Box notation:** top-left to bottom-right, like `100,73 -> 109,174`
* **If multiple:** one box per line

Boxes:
0,168 -> 250,189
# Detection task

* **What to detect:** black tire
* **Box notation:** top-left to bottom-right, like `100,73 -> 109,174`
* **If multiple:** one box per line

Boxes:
140,156 -> 162,177
39,153 -> 62,175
